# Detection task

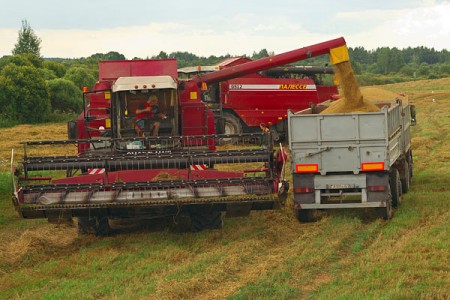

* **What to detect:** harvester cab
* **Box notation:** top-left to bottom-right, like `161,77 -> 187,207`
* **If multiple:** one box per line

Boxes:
110,76 -> 178,139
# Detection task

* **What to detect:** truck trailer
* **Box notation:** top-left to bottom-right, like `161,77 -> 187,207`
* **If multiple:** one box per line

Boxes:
288,99 -> 416,221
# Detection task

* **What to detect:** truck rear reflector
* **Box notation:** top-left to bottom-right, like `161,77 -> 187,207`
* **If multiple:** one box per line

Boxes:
361,162 -> 385,171
295,164 -> 318,173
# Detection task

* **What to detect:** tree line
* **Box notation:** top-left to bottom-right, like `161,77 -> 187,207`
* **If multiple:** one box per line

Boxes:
0,20 -> 449,127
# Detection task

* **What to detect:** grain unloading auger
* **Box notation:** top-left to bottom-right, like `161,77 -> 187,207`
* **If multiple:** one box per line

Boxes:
11,37 -> 349,234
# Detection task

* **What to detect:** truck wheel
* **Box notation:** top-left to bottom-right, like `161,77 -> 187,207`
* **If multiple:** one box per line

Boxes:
409,161 -> 413,185
390,169 -> 402,207
296,209 -> 315,222
401,162 -> 410,194
78,216 -> 110,236
377,197 -> 393,220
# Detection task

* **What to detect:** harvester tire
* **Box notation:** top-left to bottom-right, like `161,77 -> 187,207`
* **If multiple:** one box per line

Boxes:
296,209 -> 315,222
190,206 -> 223,232
78,216 -> 110,236
221,112 -> 242,144
270,130 -> 280,142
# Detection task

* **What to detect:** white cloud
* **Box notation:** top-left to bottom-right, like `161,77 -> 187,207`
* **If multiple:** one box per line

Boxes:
1,2 -> 449,58
334,2 -> 450,50
393,2 -> 450,46
38,20 -> 328,59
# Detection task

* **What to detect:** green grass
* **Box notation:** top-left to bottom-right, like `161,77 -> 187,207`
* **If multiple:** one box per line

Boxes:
0,78 -> 449,299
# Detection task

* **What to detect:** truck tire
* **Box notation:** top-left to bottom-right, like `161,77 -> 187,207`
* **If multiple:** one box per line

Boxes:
296,209 -> 315,222
377,186 -> 393,220
78,216 -> 110,236
377,197 -> 393,220
401,162 -> 410,194
390,169 -> 402,207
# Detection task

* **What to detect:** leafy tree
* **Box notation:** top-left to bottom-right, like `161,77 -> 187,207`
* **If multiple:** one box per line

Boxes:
64,67 -> 96,90
417,63 -> 430,76
85,51 -> 126,66
251,49 -> 270,60
4,55 -> 33,68
0,56 -> 9,71
375,47 -> 404,74
7,53 -> 43,68
12,20 -> 41,57
439,63 -> 450,74
40,68 -> 57,80
350,61 -> 363,75
0,64 -> 51,123
349,47 -> 373,66
155,51 -> 168,59
399,64 -> 416,77
102,51 -> 126,61
47,78 -> 83,113
43,60 -> 67,78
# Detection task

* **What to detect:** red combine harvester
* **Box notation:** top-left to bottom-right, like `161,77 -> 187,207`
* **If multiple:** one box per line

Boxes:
179,62 -> 337,141
11,37 -> 347,235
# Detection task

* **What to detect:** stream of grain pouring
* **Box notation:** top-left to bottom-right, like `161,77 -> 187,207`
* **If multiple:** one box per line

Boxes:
321,46 -> 381,114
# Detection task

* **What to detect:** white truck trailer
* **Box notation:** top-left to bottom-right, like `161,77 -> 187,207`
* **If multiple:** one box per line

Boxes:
288,99 -> 416,221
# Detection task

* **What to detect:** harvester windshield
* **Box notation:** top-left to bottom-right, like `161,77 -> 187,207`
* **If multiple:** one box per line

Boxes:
110,76 -> 178,140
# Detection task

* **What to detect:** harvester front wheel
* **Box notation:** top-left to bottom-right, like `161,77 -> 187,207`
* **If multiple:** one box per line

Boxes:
190,206 -> 223,232
78,216 -> 110,236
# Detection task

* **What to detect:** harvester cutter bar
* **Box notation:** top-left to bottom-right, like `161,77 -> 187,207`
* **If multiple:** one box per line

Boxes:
17,193 -> 278,219
21,177 -> 272,192
23,149 -> 272,171
17,177 -> 276,216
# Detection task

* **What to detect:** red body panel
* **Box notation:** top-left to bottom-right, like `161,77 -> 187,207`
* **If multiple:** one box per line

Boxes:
221,77 -> 321,127
99,59 -> 178,81
181,102 -> 215,136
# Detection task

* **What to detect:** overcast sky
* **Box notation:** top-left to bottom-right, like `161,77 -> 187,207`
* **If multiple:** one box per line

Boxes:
1,0 -> 449,59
